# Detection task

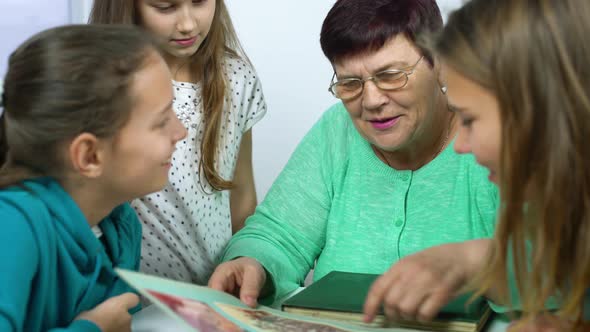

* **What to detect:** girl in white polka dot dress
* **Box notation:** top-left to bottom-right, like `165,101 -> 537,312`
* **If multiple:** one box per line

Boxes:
90,0 -> 266,284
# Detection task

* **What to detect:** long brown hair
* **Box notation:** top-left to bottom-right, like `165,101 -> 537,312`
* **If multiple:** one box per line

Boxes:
435,0 -> 590,327
89,0 -> 248,191
0,24 -> 156,189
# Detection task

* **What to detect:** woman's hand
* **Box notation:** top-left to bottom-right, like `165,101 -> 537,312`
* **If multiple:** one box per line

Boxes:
75,292 -> 139,332
363,239 -> 492,323
208,257 -> 267,308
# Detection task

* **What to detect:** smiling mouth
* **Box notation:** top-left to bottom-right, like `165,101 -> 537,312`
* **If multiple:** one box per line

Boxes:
369,115 -> 401,124
367,115 -> 402,130
172,36 -> 197,46
174,37 -> 194,41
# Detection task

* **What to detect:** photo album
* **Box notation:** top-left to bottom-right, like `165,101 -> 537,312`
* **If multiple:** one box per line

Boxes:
118,269 -> 490,332
117,269 -> 417,332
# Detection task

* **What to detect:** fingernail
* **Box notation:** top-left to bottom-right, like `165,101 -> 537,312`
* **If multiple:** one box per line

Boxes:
244,296 -> 257,307
363,314 -> 372,323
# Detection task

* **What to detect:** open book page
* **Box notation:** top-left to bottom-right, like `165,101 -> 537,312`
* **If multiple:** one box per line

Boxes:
117,269 -> 416,332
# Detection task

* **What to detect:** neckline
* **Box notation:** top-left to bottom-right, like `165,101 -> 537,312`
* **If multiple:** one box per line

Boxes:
172,80 -> 200,88
362,136 -> 457,176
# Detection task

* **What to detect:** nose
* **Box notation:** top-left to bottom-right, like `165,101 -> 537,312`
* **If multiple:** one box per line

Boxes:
172,116 -> 188,143
176,6 -> 197,35
453,125 -> 471,155
361,80 -> 388,112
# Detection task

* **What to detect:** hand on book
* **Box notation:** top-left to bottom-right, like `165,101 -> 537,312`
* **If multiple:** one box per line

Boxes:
208,257 -> 267,308
363,239 -> 492,324
74,292 -> 139,332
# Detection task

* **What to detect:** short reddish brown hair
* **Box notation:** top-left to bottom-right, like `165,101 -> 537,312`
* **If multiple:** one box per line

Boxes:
320,0 -> 443,65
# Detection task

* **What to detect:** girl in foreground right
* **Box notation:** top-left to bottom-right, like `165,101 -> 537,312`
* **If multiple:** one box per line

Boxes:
364,0 -> 590,330
439,0 -> 590,328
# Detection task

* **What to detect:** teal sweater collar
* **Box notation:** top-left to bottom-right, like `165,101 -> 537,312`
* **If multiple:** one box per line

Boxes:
23,177 -> 103,263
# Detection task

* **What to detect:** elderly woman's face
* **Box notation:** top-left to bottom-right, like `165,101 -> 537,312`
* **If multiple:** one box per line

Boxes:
333,36 -> 442,153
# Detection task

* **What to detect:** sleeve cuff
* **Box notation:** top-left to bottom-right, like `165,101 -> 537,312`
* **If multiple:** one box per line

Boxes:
65,319 -> 102,332
222,239 -> 300,303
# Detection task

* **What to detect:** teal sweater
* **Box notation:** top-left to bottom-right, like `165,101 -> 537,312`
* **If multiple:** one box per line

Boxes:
222,103 -> 498,301
0,177 -> 141,332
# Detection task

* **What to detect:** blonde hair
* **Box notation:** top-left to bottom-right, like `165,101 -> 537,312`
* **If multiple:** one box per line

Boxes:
436,0 -> 590,328
90,0 -> 249,190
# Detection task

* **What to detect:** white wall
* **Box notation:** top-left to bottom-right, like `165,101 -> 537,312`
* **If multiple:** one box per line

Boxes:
0,0 -> 70,82
70,0 -> 94,24
225,1 -> 337,199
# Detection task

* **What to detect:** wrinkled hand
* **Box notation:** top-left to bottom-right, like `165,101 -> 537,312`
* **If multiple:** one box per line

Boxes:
208,257 -> 266,308
75,292 -> 139,332
363,239 -> 491,323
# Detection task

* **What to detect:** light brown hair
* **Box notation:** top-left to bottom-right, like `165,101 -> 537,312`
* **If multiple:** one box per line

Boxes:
89,0 -> 248,190
0,24 -> 156,189
435,0 -> 590,327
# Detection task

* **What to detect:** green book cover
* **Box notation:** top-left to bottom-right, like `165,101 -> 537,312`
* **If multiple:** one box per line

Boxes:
282,271 -> 490,325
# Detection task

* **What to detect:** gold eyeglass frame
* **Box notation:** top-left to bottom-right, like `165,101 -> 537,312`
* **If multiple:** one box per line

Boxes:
328,56 -> 424,100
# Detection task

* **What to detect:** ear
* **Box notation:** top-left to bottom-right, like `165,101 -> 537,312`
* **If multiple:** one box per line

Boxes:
67,133 -> 108,178
433,55 -> 448,94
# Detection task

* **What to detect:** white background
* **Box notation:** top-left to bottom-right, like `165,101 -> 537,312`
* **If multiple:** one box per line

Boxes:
0,0 -> 70,78
1,0 -> 465,199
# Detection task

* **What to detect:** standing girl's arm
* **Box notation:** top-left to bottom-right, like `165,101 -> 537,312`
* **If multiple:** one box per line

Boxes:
230,129 -> 257,233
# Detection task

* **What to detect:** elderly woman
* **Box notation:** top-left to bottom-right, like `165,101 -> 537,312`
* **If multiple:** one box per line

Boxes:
209,0 -> 497,306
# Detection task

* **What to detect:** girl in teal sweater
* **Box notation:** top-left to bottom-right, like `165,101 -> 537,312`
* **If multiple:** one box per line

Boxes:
0,25 -> 186,332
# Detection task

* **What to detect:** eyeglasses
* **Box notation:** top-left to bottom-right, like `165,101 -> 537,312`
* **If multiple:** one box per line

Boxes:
328,56 -> 424,101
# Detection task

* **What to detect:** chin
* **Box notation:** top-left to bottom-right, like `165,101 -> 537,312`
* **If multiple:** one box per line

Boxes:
152,180 -> 169,193
371,137 -> 404,152
488,171 -> 499,185
179,47 -> 200,58
137,180 -> 168,198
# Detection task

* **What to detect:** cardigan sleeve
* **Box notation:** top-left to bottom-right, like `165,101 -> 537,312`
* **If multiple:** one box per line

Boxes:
221,104 -> 346,302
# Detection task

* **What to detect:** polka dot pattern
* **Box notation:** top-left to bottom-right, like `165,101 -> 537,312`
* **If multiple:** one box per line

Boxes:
132,56 -> 267,284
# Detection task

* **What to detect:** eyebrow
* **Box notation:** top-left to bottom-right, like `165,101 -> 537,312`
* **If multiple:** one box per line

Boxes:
447,101 -> 469,113
157,100 -> 174,117
374,60 -> 412,73
336,60 -> 413,79
147,0 -> 178,5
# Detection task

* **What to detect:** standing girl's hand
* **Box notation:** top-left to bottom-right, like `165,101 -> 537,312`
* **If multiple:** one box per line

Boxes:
363,239 -> 492,323
75,292 -> 139,332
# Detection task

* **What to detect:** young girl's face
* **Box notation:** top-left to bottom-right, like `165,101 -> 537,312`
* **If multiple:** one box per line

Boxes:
443,62 -> 502,185
101,51 -> 187,199
137,0 -> 216,66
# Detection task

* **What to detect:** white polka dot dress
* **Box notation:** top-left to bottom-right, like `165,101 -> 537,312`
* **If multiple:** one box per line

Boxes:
132,56 -> 267,284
